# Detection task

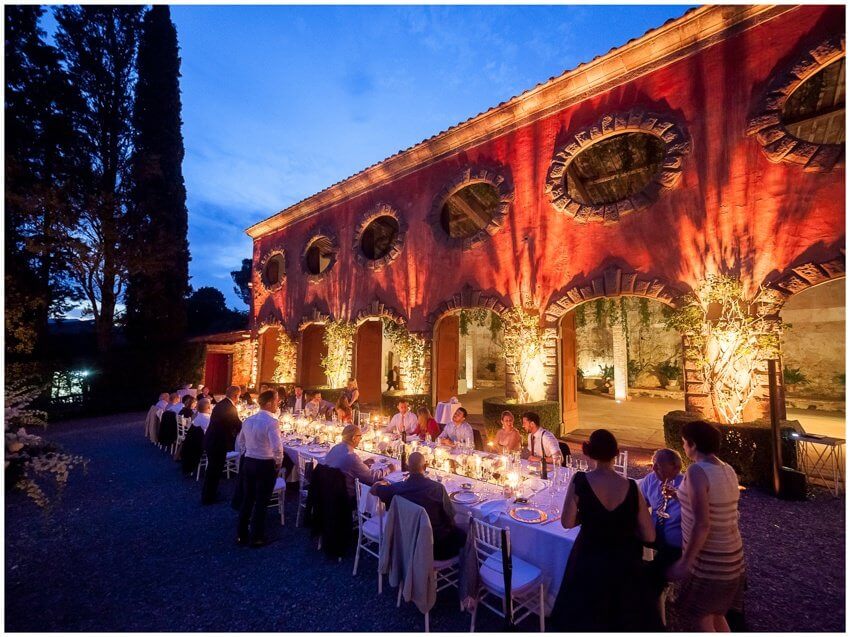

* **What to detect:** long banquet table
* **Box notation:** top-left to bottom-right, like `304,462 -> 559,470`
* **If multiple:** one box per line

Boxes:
280,425 -> 579,613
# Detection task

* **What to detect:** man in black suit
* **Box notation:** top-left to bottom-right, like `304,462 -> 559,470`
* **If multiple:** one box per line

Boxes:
202,385 -> 242,505
286,385 -> 307,413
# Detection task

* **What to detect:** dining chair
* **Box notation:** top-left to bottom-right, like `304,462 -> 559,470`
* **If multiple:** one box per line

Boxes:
614,450 -> 629,478
353,478 -> 385,593
268,466 -> 286,525
468,517 -> 546,632
295,453 -> 313,527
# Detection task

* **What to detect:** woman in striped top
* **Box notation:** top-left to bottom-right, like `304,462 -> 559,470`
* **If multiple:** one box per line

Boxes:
669,420 -> 745,631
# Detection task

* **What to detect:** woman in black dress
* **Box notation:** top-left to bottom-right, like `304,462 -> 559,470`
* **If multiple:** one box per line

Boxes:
550,429 -> 658,631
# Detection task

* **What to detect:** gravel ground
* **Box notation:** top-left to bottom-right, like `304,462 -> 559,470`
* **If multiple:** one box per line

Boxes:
5,413 -> 845,632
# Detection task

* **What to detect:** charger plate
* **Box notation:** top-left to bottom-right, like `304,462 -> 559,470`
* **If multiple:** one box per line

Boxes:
509,506 -> 549,524
450,490 -> 481,505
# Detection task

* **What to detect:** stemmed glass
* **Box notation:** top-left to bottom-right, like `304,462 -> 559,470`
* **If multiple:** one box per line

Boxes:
656,479 -> 675,521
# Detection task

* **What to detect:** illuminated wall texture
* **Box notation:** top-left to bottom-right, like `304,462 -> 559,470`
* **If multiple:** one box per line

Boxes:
249,5 -> 844,351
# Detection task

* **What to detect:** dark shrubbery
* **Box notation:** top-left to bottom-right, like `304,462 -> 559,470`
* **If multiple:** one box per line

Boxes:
663,410 -> 798,487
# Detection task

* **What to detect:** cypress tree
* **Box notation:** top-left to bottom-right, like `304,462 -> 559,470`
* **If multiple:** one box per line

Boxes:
125,5 -> 190,349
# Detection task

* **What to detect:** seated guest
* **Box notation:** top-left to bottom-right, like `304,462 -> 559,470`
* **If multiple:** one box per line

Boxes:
416,406 -> 441,440
241,391 -> 256,407
522,411 -> 560,463
178,395 -> 197,419
335,397 -> 354,424
193,398 -> 213,433
286,385 -> 307,413
166,392 -> 183,414
384,399 -> 418,436
495,410 -> 521,453
437,407 -> 474,447
198,385 -> 217,404
305,391 -> 334,420
325,425 -> 395,498
181,399 -> 211,476
235,390 -> 283,547
371,451 -> 466,560
639,448 -> 684,625
276,385 -> 289,406
155,392 -> 170,411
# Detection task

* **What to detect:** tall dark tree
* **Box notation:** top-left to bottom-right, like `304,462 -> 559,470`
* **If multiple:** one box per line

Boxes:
125,5 -> 190,349
231,258 -> 253,307
55,5 -> 143,354
186,287 -> 247,336
5,6 -> 80,357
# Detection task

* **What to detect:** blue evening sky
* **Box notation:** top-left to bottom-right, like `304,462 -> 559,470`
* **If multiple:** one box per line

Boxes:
50,5 -> 695,310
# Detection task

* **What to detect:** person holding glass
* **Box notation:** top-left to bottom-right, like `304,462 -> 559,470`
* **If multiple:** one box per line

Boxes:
437,407 -> 474,448
667,420 -> 745,632
639,448 -> 685,625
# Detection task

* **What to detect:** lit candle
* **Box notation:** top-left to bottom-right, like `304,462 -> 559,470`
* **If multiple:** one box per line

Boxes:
507,470 -> 520,489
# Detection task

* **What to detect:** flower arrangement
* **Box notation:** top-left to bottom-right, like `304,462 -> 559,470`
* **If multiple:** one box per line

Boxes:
321,320 -> 357,388
665,274 -> 781,424
382,319 -> 427,393
273,330 -> 297,384
5,375 -> 87,507
502,307 -> 546,403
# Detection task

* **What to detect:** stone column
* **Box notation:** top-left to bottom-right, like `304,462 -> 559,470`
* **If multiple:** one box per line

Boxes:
465,333 -> 474,391
612,320 -> 628,401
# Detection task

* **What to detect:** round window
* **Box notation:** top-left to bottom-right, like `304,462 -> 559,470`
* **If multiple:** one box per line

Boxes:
782,57 -> 845,145
261,253 -> 285,288
440,182 -> 500,239
565,132 -> 666,206
305,236 -> 335,275
360,215 -> 399,261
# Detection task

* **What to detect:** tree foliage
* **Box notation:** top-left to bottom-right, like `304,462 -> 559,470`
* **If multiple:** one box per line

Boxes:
231,258 -> 253,307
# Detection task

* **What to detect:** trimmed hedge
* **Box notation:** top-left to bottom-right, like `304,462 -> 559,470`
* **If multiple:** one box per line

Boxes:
381,392 -> 431,416
482,396 -> 560,440
662,410 -> 798,488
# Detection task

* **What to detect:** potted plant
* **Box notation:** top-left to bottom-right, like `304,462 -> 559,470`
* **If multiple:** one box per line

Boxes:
598,364 -> 614,393
656,360 -> 682,390
783,366 -> 808,394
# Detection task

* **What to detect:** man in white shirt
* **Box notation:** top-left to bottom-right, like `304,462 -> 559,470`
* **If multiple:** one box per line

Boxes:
166,392 -> 182,414
193,399 -> 212,433
437,408 -> 475,448
326,425 -> 395,498
235,390 -> 284,547
155,392 -> 169,411
384,400 -> 418,436
522,412 -> 560,463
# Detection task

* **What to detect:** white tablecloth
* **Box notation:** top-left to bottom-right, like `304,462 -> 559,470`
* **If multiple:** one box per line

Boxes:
435,400 -> 462,425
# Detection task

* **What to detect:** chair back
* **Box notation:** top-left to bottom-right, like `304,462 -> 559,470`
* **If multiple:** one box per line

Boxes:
472,428 -> 484,451
614,450 -> 629,478
297,453 -> 314,488
470,516 -> 508,569
359,411 -> 371,427
558,440 -> 572,459
355,478 -> 384,534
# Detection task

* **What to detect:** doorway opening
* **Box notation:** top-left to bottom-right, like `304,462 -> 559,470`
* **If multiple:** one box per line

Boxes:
300,323 -> 328,388
354,319 -> 384,406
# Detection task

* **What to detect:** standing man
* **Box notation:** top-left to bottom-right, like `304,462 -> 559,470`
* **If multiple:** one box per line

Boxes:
639,448 -> 684,625
202,385 -> 242,505
437,407 -> 474,448
384,399 -> 418,435
286,385 -> 307,413
235,390 -> 283,547
522,412 -> 560,463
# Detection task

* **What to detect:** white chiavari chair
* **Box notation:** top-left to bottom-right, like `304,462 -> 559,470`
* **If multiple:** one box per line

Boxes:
353,479 -> 385,593
295,453 -> 313,527
614,450 -> 629,478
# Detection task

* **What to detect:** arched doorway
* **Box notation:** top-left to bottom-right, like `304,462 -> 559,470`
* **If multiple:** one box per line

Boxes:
433,308 -> 506,414
301,323 -> 328,387
778,277 -> 845,440
559,296 -> 682,447
354,319 -> 383,406
258,326 -> 281,385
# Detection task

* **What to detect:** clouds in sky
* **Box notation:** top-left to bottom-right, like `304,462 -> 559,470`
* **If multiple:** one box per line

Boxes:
171,5 -> 692,307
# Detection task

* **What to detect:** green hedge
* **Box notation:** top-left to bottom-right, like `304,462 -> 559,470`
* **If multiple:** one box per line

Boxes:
662,410 -> 798,488
482,397 -> 560,441
381,392 -> 431,416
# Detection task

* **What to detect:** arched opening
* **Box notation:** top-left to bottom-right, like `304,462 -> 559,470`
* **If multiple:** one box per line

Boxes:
559,296 -> 682,447
305,236 -> 335,275
778,277 -> 845,440
433,308 -> 505,418
261,253 -> 285,289
258,326 -> 281,384
565,132 -> 666,206
300,323 -> 328,388
354,318 -> 384,406
782,56 -> 845,145
440,182 -> 500,239
360,215 -> 399,261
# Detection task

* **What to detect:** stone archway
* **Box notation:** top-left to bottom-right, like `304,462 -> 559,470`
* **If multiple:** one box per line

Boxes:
545,266 -> 685,433
353,301 -> 407,406
298,309 -> 331,388
428,288 -> 509,406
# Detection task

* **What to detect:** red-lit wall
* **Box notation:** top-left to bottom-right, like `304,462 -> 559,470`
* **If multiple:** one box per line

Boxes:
252,5 -> 845,334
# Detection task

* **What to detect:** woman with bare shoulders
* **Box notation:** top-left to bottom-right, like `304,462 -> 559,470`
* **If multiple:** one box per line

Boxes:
494,410 -> 521,453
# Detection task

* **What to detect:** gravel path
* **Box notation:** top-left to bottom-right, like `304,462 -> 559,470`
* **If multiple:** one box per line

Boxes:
5,413 -> 845,632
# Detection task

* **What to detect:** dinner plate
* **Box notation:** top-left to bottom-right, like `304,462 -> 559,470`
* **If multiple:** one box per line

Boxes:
450,490 -> 481,505
508,506 -> 549,524
307,445 -> 326,453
